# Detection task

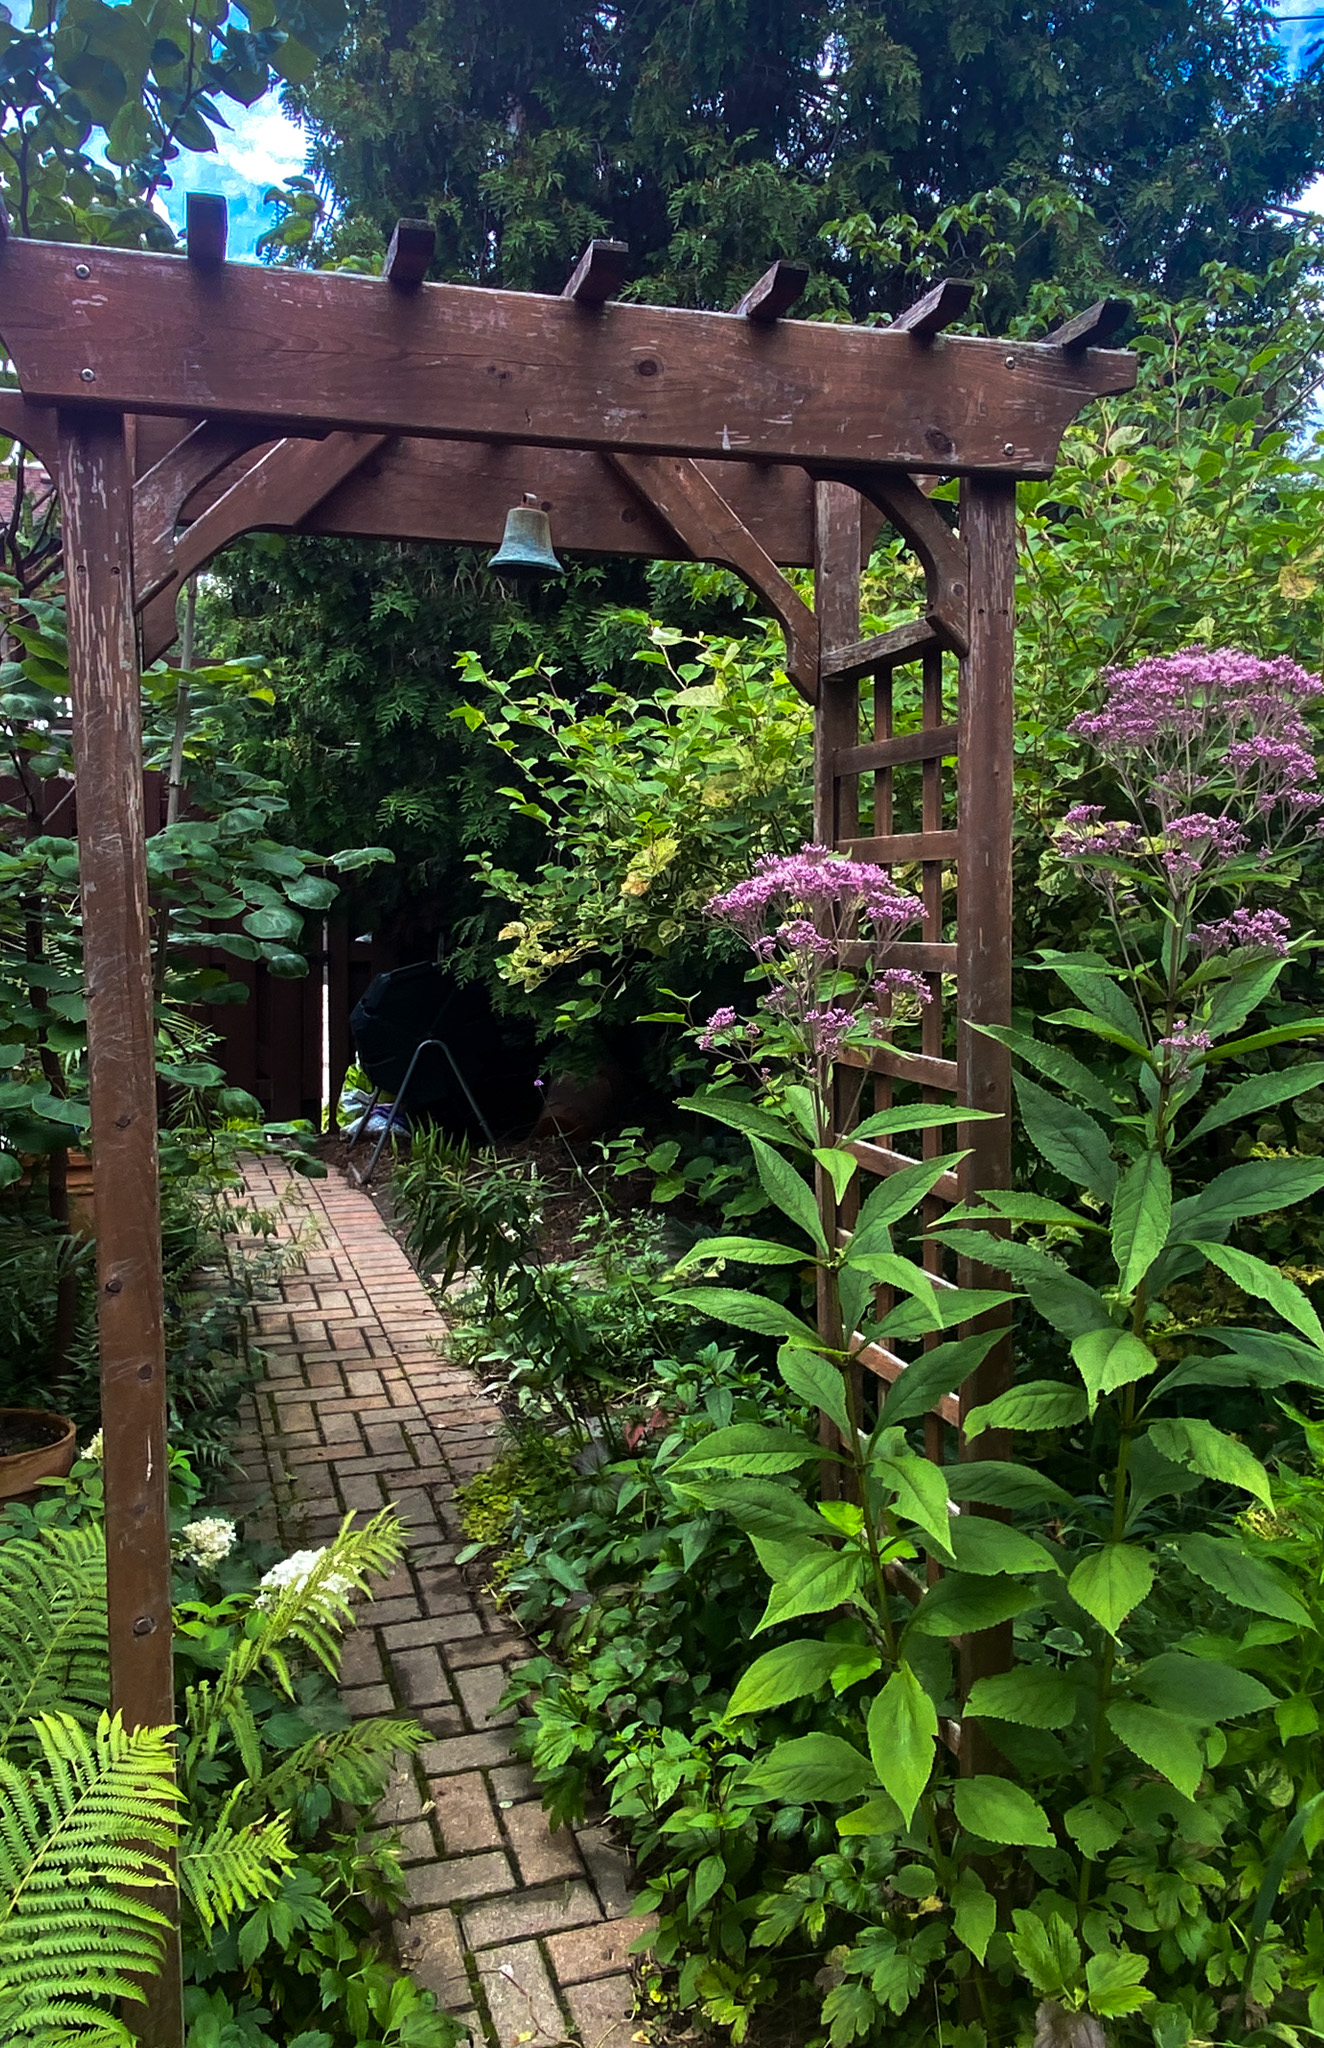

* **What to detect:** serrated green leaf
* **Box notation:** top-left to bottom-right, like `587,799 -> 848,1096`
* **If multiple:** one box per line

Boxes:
1106,1701 -> 1204,1798
964,1381 -> 1088,1441
953,1776 -> 1054,1847
778,1343 -> 850,1437
1068,1544 -> 1155,1636
1169,1158 -> 1324,1241
866,1665 -> 937,1826
850,1153 -> 969,1255
836,1792 -> 906,1836
945,1462 -> 1074,1510
1147,1416 -> 1271,1506
878,1330 -> 1003,1426
1111,1152 -> 1171,1292
873,1448 -> 954,1558
727,1641 -> 843,1717
670,1423 -> 819,1476
814,1145 -> 858,1202
1070,1328 -> 1156,1416
1063,1796 -> 1125,1859
1186,1239 -> 1324,1349
952,1872 -> 996,1962
743,1733 -> 877,1804
906,1572 -> 1038,1637
1084,1947 -> 1154,2017
964,1665 -> 1078,1728
754,1546 -> 864,1634
975,1022 -> 1118,1116
673,1235 -> 806,1270
679,1091 -> 804,1150
1131,1651 -> 1274,1725
850,1103 -> 999,1142
750,1135 -> 827,1252
1014,1075 -> 1116,1202
943,1518 -> 1059,1577
666,1286 -> 821,1346
1170,1532 -> 1309,1625
1179,1063 -> 1324,1151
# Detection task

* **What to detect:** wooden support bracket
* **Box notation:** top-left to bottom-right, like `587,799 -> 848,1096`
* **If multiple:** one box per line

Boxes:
732,259 -> 809,323
1050,298 -> 1130,352
185,192 -> 228,267
134,422 -> 278,604
138,431 -> 388,661
563,239 -> 629,307
832,469 -> 971,656
610,452 -> 819,701
0,388 -> 60,470
384,218 -> 436,288
890,277 -> 976,339
820,616 -> 943,683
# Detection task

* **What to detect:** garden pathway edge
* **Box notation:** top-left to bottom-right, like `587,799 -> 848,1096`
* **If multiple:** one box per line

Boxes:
225,1159 -> 645,2048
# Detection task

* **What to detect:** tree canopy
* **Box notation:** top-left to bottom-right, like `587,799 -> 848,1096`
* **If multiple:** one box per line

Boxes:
294,0 -> 1324,309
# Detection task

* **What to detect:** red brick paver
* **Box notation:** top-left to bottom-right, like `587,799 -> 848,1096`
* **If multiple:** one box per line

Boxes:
225,1161 -> 645,2047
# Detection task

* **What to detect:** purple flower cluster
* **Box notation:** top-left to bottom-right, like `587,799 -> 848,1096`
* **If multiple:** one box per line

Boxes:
1157,1018 -> 1213,1078
698,1006 -> 738,1051
706,843 -> 922,947
1196,906 -> 1293,958
1160,811 -> 1250,881
872,967 -> 933,1004
1071,648 -> 1322,828
1055,805 -> 1142,861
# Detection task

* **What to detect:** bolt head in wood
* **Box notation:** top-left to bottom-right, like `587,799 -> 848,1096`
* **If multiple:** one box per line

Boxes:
75,263 -> 90,279
80,368 -> 95,381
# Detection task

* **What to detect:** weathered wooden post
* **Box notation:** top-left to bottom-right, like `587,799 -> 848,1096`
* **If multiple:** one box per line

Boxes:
56,406 -> 182,2048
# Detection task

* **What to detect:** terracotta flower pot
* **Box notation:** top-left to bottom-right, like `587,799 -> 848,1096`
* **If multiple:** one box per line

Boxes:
65,1150 -> 95,1240
0,1408 -> 77,1500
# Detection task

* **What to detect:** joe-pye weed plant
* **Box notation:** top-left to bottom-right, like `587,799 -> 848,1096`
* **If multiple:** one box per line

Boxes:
655,650 -> 1324,2048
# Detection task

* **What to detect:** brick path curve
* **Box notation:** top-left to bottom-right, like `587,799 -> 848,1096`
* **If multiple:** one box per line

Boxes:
225,1160 -> 642,2048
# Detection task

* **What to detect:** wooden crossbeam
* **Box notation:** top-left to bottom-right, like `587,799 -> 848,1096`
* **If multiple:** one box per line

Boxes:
185,192 -> 227,267
835,722 -> 959,774
838,1044 -> 959,1092
563,240 -> 629,306
848,1139 -> 961,1203
842,828 -> 959,863
384,218 -> 435,288
0,239 -> 1136,476
732,259 -> 809,322
891,278 -> 976,339
820,617 -> 943,681
856,1336 -> 961,1426
1051,298 -> 1130,352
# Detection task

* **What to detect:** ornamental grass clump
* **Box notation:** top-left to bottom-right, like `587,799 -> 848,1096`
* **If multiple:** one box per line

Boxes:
644,662 -> 1324,2048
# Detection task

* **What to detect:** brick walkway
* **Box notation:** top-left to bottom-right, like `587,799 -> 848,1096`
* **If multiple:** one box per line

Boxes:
225,1160 -> 642,2048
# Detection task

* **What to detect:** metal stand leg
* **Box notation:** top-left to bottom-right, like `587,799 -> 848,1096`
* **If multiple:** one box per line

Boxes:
350,1037 -> 495,1187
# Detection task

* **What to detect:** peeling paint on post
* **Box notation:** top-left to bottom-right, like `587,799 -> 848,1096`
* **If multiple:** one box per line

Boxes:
56,407 -> 182,2047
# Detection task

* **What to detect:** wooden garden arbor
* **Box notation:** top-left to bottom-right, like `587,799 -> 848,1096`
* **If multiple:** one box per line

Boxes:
0,201 -> 1134,2034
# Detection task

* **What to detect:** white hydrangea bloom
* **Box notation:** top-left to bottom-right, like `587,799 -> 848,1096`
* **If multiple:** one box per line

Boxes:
81,1430 -> 103,1463
178,1516 -> 238,1569
256,1546 -> 353,1610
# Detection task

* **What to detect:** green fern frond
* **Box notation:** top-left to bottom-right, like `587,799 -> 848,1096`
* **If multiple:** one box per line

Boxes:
0,1711 -> 181,2037
230,1716 -> 425,1825
179,1810 -> 293,1934
0,1531 -> 109,1753
181,1509 -> 407,1788
0,2003 -> 136,2047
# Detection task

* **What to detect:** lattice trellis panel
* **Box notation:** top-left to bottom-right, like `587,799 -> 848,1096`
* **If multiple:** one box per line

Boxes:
811,477 -> 1017,1701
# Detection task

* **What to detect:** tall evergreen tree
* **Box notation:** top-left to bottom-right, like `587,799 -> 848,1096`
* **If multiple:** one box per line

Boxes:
293,0 -> 1322,309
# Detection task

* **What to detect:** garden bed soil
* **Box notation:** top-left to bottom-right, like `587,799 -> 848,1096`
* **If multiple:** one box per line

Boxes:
0,1411 -> 67,1458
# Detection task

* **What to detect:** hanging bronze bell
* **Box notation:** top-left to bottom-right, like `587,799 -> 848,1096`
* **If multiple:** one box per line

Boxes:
488,493 -> 564,578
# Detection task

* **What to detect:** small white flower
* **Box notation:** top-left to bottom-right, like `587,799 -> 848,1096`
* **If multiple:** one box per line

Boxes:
177,1516 -> 238,1569
81,1430 -> 103,1464
256,1546 -> 353,1610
